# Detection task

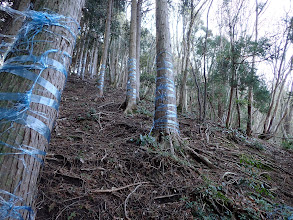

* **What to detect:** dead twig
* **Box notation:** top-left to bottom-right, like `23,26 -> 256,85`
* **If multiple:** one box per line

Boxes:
92,182 -> 149,193
97,101 -> 115,109
80,167 -> 106,171
55,201 -> 79,220
124,184 -> 143,220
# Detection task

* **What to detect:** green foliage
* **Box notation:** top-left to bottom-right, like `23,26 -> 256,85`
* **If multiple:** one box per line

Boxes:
281,139 -> 293,150
140,72 -> 156,85
181,180 -> 233,219
135,105 -> 153,117
83,0 -> 126,40
67,211 -> 76,220
253,78 -> 271,113
138,134 -> 158,149
239,155 -> 270,170
239,155 -> 274,198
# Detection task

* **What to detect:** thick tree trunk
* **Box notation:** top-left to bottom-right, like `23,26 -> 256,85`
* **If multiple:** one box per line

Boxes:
0,0 -> 84,219
124,0 -> 137,113
153,0 -> 179,135
97,0 -> 113,97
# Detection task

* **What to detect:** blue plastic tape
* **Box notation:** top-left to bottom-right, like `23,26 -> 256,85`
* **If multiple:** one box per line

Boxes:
153,51 -> 179,132
0,189 -> 34,220
0,6 -> 80,220
0,141 -> 46,165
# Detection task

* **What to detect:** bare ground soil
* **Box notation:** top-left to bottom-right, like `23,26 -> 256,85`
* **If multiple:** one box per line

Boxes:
35,75 -> 293,220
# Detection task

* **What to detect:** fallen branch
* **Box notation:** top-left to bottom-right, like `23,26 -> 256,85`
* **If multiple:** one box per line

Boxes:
187,146 -> 216,169
92,182 -> 149,193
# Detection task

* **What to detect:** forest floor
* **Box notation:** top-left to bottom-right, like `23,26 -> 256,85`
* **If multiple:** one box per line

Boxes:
35,75 -> 293,220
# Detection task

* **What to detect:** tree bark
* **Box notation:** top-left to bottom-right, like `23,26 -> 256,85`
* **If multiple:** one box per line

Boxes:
91,40 -> 100,78
0,0 -> 84,219
136,0 -> 142,102
124,0 -> 137,113
153,0 -> 179,135
77,37 -> 86,77
97,0 -> 113,97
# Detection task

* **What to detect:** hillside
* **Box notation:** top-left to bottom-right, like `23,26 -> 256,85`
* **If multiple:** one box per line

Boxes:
35,75 -> 293,220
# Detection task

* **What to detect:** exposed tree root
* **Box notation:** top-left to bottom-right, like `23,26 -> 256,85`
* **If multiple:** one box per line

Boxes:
152,132 -> 216,171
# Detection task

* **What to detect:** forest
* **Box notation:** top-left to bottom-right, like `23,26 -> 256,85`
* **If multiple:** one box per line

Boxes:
0,0 -> 292,219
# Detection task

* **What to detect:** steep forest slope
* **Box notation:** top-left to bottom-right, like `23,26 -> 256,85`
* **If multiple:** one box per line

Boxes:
36,75 -> 293,220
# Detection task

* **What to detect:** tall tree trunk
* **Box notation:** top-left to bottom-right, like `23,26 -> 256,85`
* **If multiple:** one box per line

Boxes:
88,40 -> 95,77
178,4 -> 195,113
235,87 -> 241,128
192,64 -> 202,121
267,70 -> 291,133
247,0 -> 260,136
225,36 -> 237,128
262,37 -> 289,136
91,40 -> 100,78
97,0 -> 113,97
81,37 -> 89,80
153,0 -> 179,135
78,37 -> 86,77
0,0 -> 84,219
124,0 -> 137,114
178,1 -> 206,113
136,0 -> 142,101
202,0 -> 214,121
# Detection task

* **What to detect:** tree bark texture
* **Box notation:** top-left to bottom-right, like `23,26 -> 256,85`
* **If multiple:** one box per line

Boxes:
154,0 -> 179,135
125,0 -> 137,113
97,0 -> 113,97
136,0 -> 142,101
0,0 -> 84,219
91,40 -> 100,78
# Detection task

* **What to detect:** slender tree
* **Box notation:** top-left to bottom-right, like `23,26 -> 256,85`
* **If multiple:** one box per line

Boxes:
178,0 -> 207,113
97,0 -> 113,97
0,0 -> 84,219
136,0 -> 142,101
124,0 -> 137,113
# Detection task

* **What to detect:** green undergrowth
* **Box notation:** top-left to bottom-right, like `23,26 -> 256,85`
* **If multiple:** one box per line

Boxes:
134,133 -> 293,219
181,175 -> 293,219
282,139 -> 293,151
